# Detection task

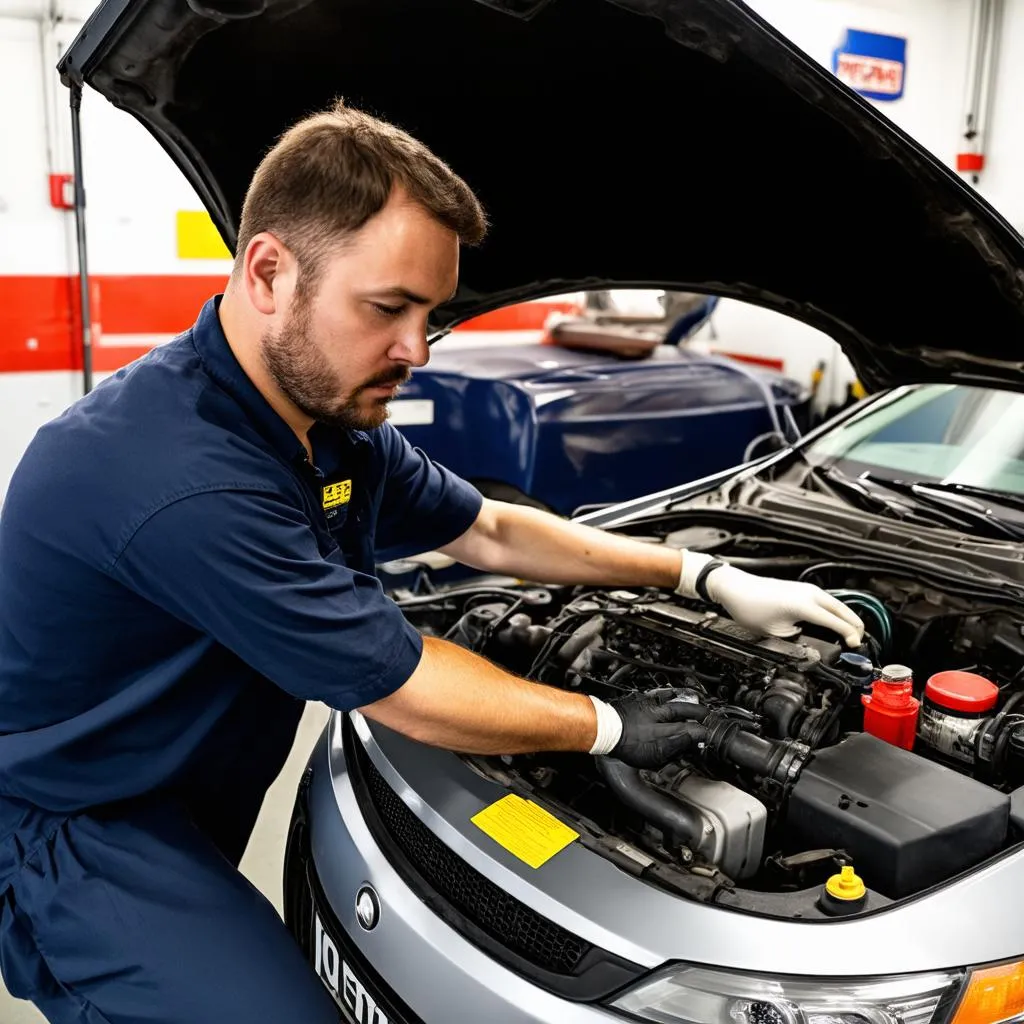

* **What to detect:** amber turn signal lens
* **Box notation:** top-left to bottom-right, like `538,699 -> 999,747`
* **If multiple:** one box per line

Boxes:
952,962 -> 1024,1024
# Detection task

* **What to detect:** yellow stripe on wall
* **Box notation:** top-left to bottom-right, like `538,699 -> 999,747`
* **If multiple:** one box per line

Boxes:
176,211 -> 232,260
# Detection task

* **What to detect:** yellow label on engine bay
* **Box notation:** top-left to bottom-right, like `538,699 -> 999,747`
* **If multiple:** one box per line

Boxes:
471,795 -> 579,869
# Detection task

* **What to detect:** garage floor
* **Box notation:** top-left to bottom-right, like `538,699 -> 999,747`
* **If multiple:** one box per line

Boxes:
0,701 -> 332,1024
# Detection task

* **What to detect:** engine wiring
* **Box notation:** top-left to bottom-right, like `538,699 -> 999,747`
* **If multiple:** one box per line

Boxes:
826,588 -> 893,654
390,544 -> 1024,911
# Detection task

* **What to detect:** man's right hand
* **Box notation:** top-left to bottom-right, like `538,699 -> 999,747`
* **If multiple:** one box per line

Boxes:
605,691 -> 708,769
364,636 -> 710,766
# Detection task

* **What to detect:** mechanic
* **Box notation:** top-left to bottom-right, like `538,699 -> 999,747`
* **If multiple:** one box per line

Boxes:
0,101 -> 863,1024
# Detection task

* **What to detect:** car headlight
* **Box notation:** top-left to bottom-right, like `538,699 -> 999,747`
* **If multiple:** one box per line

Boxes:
610,964 -> 965,1024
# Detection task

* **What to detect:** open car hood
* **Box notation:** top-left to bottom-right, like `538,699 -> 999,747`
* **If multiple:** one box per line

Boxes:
60,0 -> 1024,392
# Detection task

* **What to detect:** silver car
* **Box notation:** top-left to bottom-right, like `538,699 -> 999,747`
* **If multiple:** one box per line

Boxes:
67,0 -> 1024,1021
286,381 -> 1024,1022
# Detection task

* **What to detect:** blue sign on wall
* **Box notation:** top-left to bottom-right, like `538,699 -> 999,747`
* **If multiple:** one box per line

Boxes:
832,29 -> 906,102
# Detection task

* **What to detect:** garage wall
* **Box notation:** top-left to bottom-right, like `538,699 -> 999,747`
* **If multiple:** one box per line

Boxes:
748,0 -> 1024,235
748,0 -> 972,171
974,1 -> 1024,234
702,0 -> 1024,410
0,14 -> 80,490
0,3 -> 241,494
2,0 -> 1024,494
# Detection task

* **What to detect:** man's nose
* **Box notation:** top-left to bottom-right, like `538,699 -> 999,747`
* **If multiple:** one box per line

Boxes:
389,325 -> 430,367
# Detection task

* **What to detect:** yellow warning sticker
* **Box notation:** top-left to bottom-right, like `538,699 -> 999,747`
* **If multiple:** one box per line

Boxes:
322,480 -> 352,509
471,794 -> 579,869
176,210 -> 232,260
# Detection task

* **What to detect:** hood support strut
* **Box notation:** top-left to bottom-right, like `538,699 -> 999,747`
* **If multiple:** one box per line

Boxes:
69,82 -> 93,395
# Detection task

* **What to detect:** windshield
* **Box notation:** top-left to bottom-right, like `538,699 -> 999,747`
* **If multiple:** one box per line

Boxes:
805,385 -> 1024,497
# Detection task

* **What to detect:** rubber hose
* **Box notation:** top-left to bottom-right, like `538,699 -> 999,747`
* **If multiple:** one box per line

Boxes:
597,754 -> 706,848
761,687 -> 805,738
714,725 -> 788,777
556,616 -> 606,665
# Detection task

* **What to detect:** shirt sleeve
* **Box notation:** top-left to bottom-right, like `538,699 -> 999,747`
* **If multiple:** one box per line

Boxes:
109,487 -> 423,709
373,423 -> 483,560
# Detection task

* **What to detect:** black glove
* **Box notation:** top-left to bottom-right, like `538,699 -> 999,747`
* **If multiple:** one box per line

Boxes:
608,691 -> 709,769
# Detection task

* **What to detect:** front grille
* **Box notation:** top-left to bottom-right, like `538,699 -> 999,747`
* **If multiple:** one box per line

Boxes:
354,735 -> 591,975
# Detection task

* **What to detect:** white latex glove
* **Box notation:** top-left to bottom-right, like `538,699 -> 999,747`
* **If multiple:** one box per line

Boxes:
676,551 -> 864,647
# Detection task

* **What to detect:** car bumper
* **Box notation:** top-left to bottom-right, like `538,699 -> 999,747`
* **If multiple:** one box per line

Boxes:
284,724 -> 627,1024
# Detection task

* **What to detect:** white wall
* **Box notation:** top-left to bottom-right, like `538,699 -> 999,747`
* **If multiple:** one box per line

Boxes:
748,0 -> 972,169
0,15 -> 75,491
693,0 -> 1024,409
747,0 -> 1024,232
79,86 -> 233,277
0,6 -> 233,493
973,1 -> 1024,233
0,15 -> 73,275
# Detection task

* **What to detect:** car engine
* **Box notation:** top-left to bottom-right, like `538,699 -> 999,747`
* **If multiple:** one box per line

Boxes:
393,521 -> 1024,914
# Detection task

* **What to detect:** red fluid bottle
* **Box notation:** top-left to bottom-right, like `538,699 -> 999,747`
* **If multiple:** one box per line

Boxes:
861,664 -> 920,749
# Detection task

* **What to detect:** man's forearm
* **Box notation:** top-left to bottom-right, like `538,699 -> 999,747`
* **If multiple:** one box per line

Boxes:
360,635 -> 598,754
440,499 -> 683,589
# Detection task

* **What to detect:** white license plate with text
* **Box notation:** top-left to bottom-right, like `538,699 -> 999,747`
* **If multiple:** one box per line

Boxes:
314,911 -> 391,1024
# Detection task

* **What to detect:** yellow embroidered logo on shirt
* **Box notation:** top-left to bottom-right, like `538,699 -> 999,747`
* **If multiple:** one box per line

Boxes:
322,480 -> 352,510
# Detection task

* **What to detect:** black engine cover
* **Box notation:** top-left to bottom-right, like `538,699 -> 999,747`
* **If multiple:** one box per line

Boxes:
787,733 -> 1009,897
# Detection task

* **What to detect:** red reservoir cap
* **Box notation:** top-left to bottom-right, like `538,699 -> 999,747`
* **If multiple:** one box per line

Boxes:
925,671 -> 998,714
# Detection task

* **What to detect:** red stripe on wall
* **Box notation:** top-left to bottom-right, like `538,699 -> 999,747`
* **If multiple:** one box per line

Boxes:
2,279 -> 780,376
0,275 -> 229,373
91,275 -> 230,371
458,300 -> 581,331
0,276 -> 580,374
718,350 -> 785,372
0,275 -> 79,373
97,275 -> 230,333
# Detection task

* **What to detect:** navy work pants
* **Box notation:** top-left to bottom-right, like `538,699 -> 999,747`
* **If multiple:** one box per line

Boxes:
0,708 -> 339,1023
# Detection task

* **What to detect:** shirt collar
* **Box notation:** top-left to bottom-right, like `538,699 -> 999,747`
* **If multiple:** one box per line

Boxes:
190,295 -> 373,465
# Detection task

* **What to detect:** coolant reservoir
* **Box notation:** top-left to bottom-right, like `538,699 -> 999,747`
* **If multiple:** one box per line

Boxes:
861,664 -> 920,750
917,670 -> 998,764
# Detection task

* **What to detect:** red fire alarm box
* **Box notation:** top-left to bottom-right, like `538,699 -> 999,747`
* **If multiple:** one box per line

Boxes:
49,174 -> 75,210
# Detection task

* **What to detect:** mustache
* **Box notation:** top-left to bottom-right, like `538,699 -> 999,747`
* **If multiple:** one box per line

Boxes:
360,368 -> 411,390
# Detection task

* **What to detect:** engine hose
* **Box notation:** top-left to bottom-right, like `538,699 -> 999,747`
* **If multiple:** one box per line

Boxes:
393,586 -> 547,608
555,616 -> 606,665
708,720 -> 809,785
827,589 -> 893,649
596,756 -> 706,849
758,682 -> 806,738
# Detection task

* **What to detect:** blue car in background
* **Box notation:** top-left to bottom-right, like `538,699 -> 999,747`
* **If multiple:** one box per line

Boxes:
391,292 -> 810,516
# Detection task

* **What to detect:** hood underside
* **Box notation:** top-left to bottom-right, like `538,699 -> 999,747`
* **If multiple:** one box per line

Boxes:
60,0 -> 1024,391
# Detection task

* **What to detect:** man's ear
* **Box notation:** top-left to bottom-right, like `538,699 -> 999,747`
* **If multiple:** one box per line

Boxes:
242,232 -> 295,315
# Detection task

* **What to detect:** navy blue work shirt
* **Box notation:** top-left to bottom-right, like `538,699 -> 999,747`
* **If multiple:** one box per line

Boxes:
0,296 -> 481,840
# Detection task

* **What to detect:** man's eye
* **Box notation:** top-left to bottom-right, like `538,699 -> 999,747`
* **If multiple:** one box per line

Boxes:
372,303 -> 404,318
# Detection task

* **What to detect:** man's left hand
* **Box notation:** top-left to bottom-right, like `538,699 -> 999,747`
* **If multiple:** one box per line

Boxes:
677,552 -> 864,647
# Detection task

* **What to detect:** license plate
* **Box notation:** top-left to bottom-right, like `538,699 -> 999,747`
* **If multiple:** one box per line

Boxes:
313,905 -> 396,1024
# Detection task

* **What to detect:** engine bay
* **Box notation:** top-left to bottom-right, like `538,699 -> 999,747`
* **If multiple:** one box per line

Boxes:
394,511 -> 1024,917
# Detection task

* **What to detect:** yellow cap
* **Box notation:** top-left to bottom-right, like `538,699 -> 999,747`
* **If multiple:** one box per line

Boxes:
825,865 -> 866,901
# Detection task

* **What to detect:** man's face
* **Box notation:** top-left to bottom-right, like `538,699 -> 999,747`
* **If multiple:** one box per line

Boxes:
261,190 -> 459,431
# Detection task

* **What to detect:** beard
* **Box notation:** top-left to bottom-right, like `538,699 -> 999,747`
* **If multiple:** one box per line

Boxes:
261,300 -> 410,431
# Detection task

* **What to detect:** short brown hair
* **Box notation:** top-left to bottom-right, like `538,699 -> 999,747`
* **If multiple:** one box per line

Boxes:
233,99 -> 487,292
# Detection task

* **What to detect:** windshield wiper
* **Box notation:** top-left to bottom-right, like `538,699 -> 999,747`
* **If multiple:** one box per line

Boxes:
857,472 -> 1024,541
796,459 -> 1021,538
779,453 -> 1024,540
918,481 -> 1024,516
802,464 -> 915,520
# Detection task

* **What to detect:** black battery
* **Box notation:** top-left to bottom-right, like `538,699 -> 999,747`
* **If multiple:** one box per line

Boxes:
787,732 -> 1009,897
